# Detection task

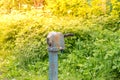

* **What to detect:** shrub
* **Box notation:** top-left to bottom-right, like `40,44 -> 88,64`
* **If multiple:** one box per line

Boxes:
0,10 -> 120,80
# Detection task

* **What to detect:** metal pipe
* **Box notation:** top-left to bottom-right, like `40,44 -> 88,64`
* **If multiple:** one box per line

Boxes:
48,47 -> 58,80
47,32 -> 74,80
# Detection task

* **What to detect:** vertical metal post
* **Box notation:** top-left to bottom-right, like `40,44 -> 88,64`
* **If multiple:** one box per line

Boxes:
47,32 -> 65,80
47,32 -> 74,80
48,47 -> 58,80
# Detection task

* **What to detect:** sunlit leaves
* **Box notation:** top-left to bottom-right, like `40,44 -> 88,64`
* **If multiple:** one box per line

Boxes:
0,0 -> 120,79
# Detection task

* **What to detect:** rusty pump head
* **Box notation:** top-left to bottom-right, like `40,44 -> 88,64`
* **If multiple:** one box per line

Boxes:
47,31 -> 74,51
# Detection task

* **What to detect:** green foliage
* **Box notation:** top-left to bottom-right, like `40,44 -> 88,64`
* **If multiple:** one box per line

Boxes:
0,0 -> 120,80
0,0 -> 119,17
0,0 -> 33,10
45,0 -> 120,17
0,11 -> 120,79
45,0 -> 90,17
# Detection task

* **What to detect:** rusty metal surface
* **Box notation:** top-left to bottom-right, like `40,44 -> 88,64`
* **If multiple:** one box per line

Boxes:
47,32 -> 65,50
47,32 -> 72,80
47,32 -> 62,80
48,47 -> 59,52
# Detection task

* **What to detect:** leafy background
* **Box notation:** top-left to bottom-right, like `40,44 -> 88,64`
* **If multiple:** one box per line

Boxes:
0,0 -> 120,80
